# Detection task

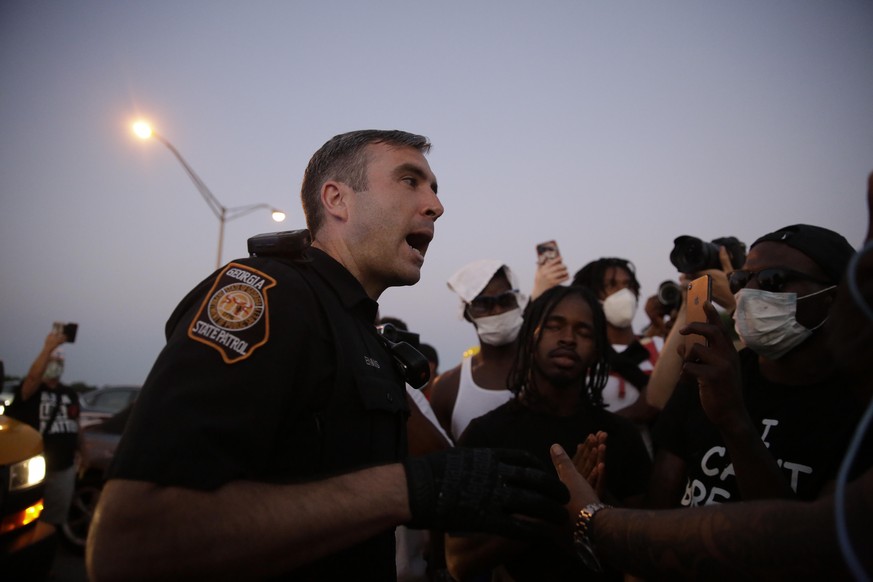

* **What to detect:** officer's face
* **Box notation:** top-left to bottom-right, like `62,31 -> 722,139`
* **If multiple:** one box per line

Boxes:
345,143 -> 442,298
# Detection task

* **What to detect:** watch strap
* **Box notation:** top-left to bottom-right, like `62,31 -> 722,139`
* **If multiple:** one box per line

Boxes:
572,502 -> 611,572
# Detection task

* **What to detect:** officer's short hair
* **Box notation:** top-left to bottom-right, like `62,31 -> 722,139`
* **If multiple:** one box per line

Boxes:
301,130 -> 431,235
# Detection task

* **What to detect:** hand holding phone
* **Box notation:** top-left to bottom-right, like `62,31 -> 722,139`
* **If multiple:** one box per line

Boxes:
532,240 -> 569,300
53,321 -> 79,343
536,240 -> 561,265
63,323 -> 78,343
684,275 -> 712,354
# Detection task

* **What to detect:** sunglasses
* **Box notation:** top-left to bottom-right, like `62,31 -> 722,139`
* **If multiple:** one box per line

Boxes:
468,289 -> 520,317
728,268 -> 832,294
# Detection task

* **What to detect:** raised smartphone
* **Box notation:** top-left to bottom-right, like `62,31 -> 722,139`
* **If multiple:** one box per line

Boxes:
684,274 -> 711,354
536,240 -> 560,265
53,321 -> 78,343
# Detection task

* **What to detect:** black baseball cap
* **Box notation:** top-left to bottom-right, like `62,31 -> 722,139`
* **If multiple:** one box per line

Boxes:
751,224 -> 855,283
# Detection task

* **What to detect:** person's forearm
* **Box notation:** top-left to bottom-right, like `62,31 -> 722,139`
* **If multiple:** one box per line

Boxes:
88,464 -> 410,581
21,343 -> 57,400
646,309 -> 686,410
552,442 -> 850,578
593,497 -> 852,580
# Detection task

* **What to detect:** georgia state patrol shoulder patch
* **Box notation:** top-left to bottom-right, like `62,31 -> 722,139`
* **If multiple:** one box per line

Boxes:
188,262 -> 277,364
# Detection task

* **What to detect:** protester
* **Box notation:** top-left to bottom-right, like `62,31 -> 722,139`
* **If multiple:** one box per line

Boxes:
446,285 -> 651,581
10,329 -> 80,527
429,260 -> 526,441
648,223 -> 863,508
87,130 -> 569,581
551,172 -> 873,580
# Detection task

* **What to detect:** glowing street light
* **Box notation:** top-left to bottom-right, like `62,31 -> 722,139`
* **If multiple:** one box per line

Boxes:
132,120 -> 286,269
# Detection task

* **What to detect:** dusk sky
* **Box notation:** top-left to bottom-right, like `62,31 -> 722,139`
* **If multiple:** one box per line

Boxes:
2,1 -> 871,387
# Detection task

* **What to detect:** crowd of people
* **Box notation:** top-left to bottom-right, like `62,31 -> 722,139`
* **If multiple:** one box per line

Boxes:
12,128 -> 858,581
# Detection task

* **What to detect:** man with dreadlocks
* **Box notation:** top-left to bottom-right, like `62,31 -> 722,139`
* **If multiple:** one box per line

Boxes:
445,285 -> 652,581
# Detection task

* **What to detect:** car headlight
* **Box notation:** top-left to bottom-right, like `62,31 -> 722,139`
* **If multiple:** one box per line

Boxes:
9,454 -> 46,491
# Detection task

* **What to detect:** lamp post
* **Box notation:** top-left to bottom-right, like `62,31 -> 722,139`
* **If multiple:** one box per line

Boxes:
132,121 -> 286,269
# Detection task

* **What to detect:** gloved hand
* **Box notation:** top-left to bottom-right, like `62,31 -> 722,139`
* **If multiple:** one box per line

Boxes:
402,447 -> 570,539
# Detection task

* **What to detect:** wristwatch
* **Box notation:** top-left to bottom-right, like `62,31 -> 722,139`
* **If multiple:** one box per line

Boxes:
572,502 -> 611,572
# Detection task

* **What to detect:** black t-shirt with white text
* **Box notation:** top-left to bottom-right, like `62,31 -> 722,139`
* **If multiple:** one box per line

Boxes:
654,348 -> 865,505
11,383 -> 79,471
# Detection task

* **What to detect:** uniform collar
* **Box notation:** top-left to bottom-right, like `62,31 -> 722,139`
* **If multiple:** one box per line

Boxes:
307,247 -> 380,323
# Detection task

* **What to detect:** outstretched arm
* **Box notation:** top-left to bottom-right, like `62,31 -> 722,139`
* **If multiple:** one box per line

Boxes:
20,331 -> 66,400
88,465 -> 410,581
551,443 -> 870,580
89,447 -> 569,581
646,306 -> 686,409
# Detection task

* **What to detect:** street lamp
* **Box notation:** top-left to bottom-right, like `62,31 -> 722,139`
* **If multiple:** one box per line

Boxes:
132,121 -> 286,269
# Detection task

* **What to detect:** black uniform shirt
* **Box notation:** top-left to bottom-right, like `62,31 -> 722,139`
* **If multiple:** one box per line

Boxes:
109,248 -> 408,580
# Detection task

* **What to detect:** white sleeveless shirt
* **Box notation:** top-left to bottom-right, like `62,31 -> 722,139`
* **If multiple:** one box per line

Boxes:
450,355 -> 513,441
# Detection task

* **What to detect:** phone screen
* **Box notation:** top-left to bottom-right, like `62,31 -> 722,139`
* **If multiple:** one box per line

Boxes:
536,240 -> 560,265
685,275 -> 711,353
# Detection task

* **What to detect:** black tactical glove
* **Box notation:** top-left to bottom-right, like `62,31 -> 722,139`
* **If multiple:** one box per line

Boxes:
402,447 -> 570,539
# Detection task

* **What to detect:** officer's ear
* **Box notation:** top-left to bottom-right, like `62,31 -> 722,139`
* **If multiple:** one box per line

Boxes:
321,180 -> 350,222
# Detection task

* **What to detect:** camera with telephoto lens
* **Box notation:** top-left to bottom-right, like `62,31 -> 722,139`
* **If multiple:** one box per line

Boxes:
656,281 -> 683,311
669,235 -> 746,274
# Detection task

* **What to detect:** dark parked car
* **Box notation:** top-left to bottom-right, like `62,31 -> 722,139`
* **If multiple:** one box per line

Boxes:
60,404 -> 132,552
79,385 -> 140,428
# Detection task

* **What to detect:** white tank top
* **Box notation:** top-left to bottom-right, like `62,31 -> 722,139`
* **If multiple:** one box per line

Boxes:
450,355 -> 513,441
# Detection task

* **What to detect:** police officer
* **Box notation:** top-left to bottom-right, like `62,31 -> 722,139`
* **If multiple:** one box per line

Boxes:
88,130 -> 570,581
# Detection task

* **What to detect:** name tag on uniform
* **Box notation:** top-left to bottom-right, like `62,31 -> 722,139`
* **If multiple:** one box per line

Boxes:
188,263 -> 277,364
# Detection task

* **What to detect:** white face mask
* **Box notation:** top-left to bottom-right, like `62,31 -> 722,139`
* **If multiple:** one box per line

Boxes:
474,307 -> 524,346
602,288 -> 638,329
733,286 -> 834,360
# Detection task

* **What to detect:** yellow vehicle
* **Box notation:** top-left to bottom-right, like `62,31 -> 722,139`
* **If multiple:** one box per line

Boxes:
0,414 -> 56,580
